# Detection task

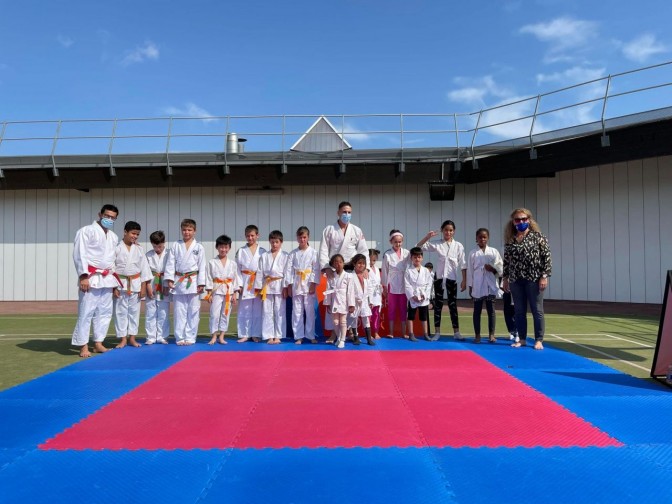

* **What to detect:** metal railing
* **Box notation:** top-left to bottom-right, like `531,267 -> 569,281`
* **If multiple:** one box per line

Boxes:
1,61 -> 671,164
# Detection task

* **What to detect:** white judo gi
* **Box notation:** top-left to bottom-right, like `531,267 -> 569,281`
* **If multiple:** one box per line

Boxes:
205,256 -> 241,335
254,250 -> 289,340
404,265 -> 433,308
285,246 -> 319,341
324,271 -> 355,344
236,244 -> 266,338
164,240 -> 206,343
381,248 -> 410,295
145,248 -> 171,343
347,273 -> 372,329
368,264 -> 383,309
421,239 -> 466,286
113,242 -> 152,338
318,222 -> 368,271
72,221 -> 120,347
467,246 -> 503,299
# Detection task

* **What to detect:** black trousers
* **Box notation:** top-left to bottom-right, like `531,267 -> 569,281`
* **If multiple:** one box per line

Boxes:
433,278 -> 459,330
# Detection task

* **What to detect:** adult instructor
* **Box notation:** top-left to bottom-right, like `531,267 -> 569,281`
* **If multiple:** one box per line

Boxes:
318,201 -> 369,274
72,204 -> 122,357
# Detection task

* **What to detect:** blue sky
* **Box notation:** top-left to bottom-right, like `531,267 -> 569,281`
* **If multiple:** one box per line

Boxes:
1,0 -> 671,153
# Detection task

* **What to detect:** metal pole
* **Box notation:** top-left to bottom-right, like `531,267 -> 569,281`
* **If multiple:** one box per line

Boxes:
601,75 -> 612,147
50,120 -> 61,176
108,119 -> 117,177
529,95 -> 541,159
165,117 -> 173,175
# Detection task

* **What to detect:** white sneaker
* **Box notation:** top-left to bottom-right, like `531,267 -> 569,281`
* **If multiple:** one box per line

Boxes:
337,340 -> 345,349
432,332 -> 441,341
454,332 -> 465,341
514,336 -> 520,343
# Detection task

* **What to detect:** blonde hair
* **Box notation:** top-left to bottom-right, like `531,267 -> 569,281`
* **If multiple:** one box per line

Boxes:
504,207 -> 541,244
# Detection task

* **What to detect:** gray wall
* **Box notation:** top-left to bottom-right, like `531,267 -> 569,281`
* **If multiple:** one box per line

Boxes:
1,155 -> 670,303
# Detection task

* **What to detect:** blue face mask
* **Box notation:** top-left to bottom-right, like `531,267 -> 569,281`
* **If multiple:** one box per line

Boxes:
515,222 -> 529,233
101,217 -> 115,229
340,213 -> 352,225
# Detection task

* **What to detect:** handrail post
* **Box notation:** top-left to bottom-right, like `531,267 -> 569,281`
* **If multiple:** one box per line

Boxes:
165,117 -> 173,176
453,113 -> 461,172
399,114 -> 405,175
529,95 -> 541,159
0,122 -> 6,178
601,75 -> 612,147
50,120 -> 62,176
470,110 -> 483,169
108,119 -> 117,177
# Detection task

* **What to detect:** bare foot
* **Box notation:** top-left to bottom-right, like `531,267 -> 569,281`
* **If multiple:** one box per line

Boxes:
208,337 -> 217,345
116,337 -> 127,349
184,341 -> 195,346
237,337 -> 249,343
374,334 -> 381,339
274,338 -> 281,344
383,334 -> 394,339
326,336 -> 336,344
266,339 -> 274,345
310,339 -> 318,344
93,342 -> 108,353
218,336 -> 227,344
79,346 -> 91,358
145,339 -> 155,345
157,338 -> 168,345
252,337 -> 261,343
128,336 -> 142,348
176,340 -> 186,346
295,339 -> 302,344
534,340 -> 544,350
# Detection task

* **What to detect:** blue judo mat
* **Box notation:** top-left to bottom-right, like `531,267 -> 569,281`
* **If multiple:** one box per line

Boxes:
1,337 -> 671,504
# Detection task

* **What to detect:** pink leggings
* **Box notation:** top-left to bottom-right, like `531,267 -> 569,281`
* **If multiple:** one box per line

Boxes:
370,305 -> 381,333
387,293 -> 407,324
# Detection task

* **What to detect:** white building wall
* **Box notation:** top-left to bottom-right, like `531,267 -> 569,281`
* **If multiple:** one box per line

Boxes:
1,155 -> 670,302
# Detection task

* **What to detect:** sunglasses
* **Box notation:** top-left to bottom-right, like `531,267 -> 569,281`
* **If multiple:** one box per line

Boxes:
513,217 -> 529,223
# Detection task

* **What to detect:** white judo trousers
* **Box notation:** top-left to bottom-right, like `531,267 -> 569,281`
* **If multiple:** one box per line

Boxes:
145,298 -> 170,342
209,294 -> 233,334
173,294 -> 201,343
72,288 -> 114,346
291,294 -> 316,340
114,292 -> 142,337
261,294 -> 286,340
236,245 -> 266,338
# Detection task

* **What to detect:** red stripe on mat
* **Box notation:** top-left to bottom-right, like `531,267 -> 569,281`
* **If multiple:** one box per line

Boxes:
40,350 -> 622,450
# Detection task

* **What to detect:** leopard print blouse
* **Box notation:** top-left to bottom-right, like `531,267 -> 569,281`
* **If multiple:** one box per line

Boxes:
502,231 -> 552,282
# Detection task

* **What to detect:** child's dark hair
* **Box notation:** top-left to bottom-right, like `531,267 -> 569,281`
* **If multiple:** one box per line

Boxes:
216,234 -> 232,247
269,230 -> 283,242
124,221 -> 141,232
245,224 -> 259,235
368,248 -> 380,257
441,220 -> 456,231
296,226 -> 310,236
425,262 -> 434,269
410,246 -> 423,257
350,253 -> 367,268
476,227 -> 490,237
389,229 -> 402,236
181,218 -> 197,230
329,254 -> 344,267
100,204 -> 119,215
149,230 -> 165,244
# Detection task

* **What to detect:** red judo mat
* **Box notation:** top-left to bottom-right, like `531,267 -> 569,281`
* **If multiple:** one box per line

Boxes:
41,350 -> 622,450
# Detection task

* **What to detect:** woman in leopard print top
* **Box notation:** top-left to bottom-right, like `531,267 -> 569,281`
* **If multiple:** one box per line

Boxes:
502,208 -> 552,350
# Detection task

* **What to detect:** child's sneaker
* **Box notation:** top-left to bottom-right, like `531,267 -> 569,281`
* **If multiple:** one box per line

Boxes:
454,332 -> 465,341
514,335 -> 520,343
431,332 -> 441,341
337,340 -> 345,349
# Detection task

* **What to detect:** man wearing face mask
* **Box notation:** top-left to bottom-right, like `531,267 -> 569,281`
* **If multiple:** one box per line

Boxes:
72,204 -> 122,358
318,201 -> 369,276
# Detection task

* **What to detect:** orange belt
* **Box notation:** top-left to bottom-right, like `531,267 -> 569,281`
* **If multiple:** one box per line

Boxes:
260,276 -> 283,301
118,273 -> 141,295
204,277 -> 235,315
152,271 -> 164,299
241,269 -> 257,292
295,268 -> 312,283
176,271 -> 198,289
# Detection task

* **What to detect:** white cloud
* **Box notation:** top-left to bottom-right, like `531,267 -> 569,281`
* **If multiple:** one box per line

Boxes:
520,16 -> 598,61
57,34 -> 74,48
447,75 -> 512,107
162,102 -> 217,122
622,34 -> 667,63
536,66 -> 605,86
120,41 -> 159,66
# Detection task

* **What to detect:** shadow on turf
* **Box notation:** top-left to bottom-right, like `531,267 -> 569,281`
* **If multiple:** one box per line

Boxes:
17,339 -> 80,356
547,371 -> 665,391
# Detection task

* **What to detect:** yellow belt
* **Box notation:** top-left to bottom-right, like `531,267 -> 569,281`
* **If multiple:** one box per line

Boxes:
260,276 -> 283,301
295,268 -> 312,283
